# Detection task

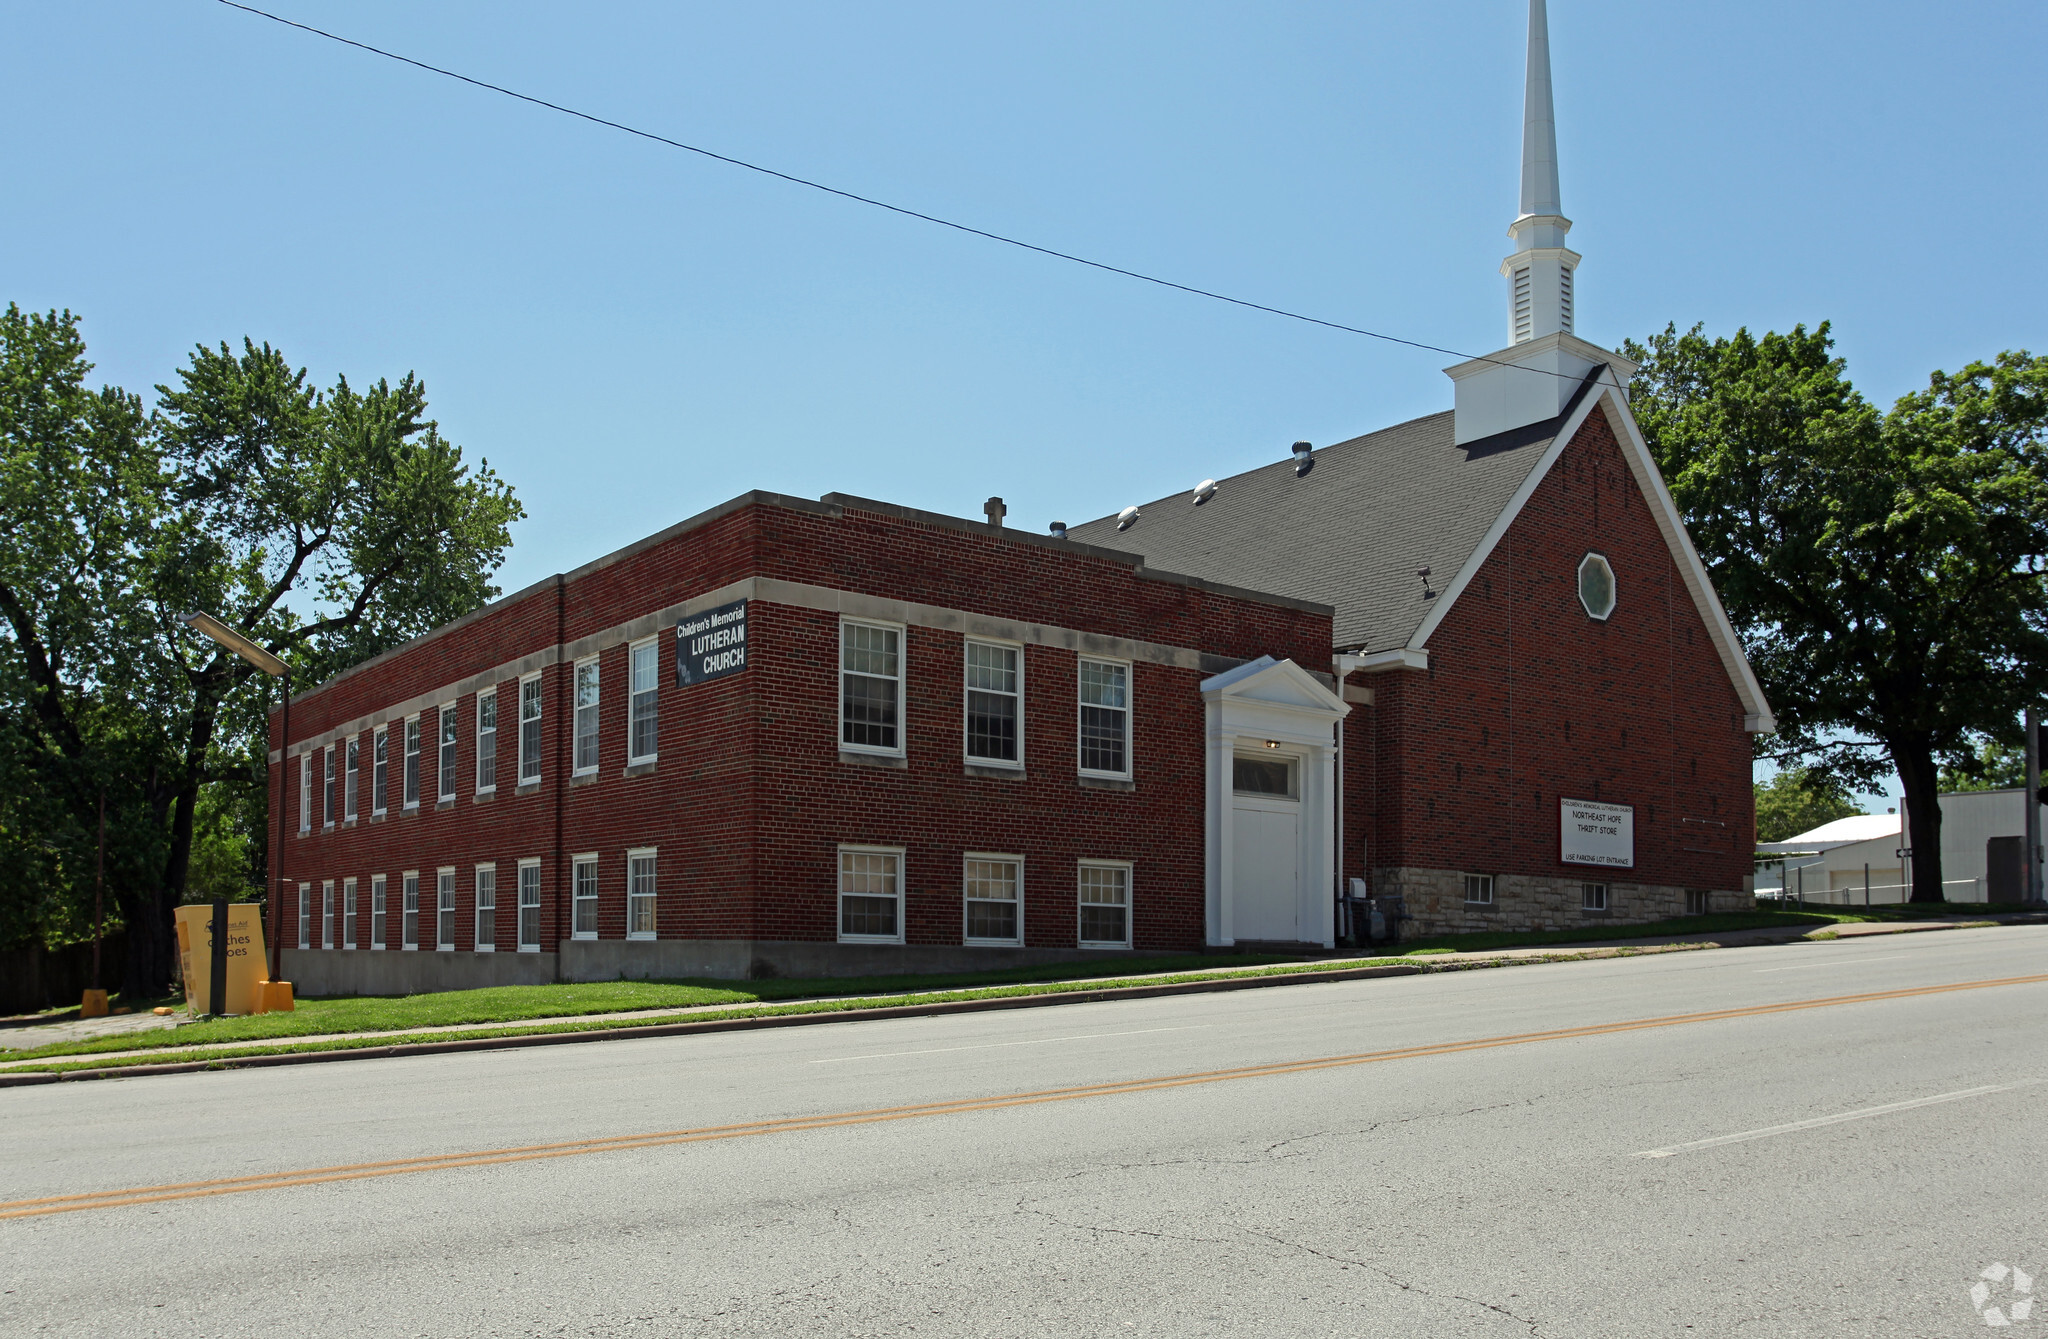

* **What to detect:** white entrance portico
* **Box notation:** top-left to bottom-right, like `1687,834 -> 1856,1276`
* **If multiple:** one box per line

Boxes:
1201,657 -> 1349,948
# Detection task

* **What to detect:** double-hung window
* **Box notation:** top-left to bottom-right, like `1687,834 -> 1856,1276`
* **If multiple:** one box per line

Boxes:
402,871 -> 420,949
626,849 -> 657,940
838,846 -> 903,944
518,860 -> 542,951
574,658 -> 600,774
297,882 -> 311,950
372,726 -> 388,815
964,641 -> 1021,766
323,747 -> 335,828
298,757 -> 310,833
628,639 -> 659,764
475,687 -> 497,792
371,874 -> 388,949
474,864 -> 496,952
436,868 -> 457,951
438,704 -> 458,802
343,738 -> 359,821
403,717 -> 421,808
573,855 -> 599,939
964,854 -> 1022,946
840,621 -> 903,755
1078,659 -> 1130,778
342,877 -> 357,949
321,880 -> 335,950
1078,862 -> 1131,949
519,674 -> 542,784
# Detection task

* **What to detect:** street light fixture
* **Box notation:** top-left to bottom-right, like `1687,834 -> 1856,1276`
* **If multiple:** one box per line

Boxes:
180,613 -> 291,988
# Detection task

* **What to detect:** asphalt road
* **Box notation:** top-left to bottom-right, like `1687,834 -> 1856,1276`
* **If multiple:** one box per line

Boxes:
7,927 -> 2048,1338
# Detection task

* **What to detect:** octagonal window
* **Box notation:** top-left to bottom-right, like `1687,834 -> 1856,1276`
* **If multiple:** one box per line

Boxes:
1577,553 -> 1616,620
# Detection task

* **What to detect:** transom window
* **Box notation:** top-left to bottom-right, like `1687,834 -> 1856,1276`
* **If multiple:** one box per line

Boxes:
438,705 -> 458,801
838,846 -> 903,943
1078,659 -> 1129,777
1464,874 -> 1495,906
1078,862 -> 1131,948
627,849 -> 658,940
965,641 -> 1021,765
630,639 -> 660,763
519,861 -> 542,951
964,855 -> 1022,945
573,854 -> 599,939
476,687 -> 497,792
1578,552 -> 1616,620
1233,755 -> 1298,799
519,674 -> 543,783
841,622 -> 903,753
474,864 -> 496,952
574,658 -> 600,774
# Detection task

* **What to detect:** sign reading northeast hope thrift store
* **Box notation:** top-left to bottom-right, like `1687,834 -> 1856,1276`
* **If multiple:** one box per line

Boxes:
675,599 -> 748,687
1560,797 -> 1634,868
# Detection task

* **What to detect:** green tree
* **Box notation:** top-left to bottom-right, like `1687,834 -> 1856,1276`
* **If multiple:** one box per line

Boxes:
1937,734 -> 2029,792
1754,766 -> 1864,843
1627,323 -> 2048,903
0,306 -> 523,993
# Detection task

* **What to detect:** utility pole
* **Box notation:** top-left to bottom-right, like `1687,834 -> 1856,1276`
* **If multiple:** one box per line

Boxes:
2027,704 -> 2043,906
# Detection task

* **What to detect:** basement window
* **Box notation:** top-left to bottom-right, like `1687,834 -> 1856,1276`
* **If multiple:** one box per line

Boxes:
1463,874 -> 1495,906
1582,883 -> 1608,912
1578,552 -> 1616,621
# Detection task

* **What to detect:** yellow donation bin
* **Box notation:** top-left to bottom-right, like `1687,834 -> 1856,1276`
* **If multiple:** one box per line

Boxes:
174,904 -> 292,1015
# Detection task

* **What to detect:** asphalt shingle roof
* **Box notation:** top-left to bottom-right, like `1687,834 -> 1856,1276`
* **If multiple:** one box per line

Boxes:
1067,409 -> 1560,652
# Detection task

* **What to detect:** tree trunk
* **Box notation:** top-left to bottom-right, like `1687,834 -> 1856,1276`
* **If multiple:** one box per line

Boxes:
1893,735 -> 1947,904
118,882 -> 179,999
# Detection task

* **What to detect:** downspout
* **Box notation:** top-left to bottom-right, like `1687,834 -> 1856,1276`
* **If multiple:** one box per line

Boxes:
553,575 -> 567,981
1332,651 -> 1370,942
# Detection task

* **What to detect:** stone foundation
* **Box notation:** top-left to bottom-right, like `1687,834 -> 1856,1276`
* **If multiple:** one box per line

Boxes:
1373,867 -> 1752,938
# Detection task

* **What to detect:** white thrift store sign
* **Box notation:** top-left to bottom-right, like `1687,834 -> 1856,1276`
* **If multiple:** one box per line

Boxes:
1561,798 -> 1634,868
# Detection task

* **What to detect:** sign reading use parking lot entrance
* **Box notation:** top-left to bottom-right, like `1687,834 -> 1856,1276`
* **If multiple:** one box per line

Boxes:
676,599 -> 747,687
1560,797 -> 1634,868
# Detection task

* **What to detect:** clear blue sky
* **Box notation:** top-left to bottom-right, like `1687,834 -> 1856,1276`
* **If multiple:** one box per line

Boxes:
7,1 -> 2044,803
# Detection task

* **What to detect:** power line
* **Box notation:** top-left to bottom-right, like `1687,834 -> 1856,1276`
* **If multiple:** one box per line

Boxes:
215,0 -> 1590,381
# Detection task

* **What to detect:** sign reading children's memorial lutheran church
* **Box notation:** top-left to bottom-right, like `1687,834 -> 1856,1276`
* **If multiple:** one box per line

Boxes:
675,599 -> 748,687
1560,797 -> 1634,868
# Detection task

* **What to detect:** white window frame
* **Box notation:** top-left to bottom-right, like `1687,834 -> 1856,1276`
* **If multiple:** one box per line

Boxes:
1077,860 -> 1132,949
372,725 -> 389,816
837,844 -> 906,945
1464,874 -> 1496,906
371,873 -> 388,950
343,736 -> 358,822
401,870 -> 420,950
474,863 -> 496,953
519,672 -> 543,784
573,656 -> 601,775
403,714 -> 421,809
518,859 -> 542,952
342,877 -> 358,950
322,746 -> 335,828
1582,882 -> 1608,912
438,703 -> 458,802
436,867 -> 457,951
838,619 -> 906,758
1077,657 -> 1133,780
573,855 -> 598,937
475,686 -> 497,794
962,638 -> 1024,769
321,879 -> 335,950
297,881 -> 311,950
963,852 -> 1024,947
572,853 -> 599,940
627,637 -> 660,765
626,847 -> 658,941
1578,551 -> 1617,621
298,755 -> 310,833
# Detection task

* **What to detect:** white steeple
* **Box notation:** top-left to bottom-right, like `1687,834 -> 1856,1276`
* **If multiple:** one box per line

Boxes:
1444,0 -> 1631,446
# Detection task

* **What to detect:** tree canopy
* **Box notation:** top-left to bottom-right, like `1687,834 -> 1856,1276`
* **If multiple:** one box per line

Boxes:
0,305 -> 522,993
1753,767 -> 1864,844
1627,323 -> 2048,901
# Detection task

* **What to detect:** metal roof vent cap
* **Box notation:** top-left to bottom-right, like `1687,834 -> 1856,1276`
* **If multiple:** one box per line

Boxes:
1192,479 -> 1218,506
1116,505 -> 1141,532
1292,441 -> 1314,478
1048,520 -> 1068,539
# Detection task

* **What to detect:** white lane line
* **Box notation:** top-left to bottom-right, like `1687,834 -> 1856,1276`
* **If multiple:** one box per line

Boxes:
1634,1079 -> 2045,1158
810,1025 -> 1210,1064
1754,954 -> 1909,973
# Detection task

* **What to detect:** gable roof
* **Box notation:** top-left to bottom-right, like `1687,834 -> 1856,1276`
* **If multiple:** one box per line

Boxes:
1067,409 -> 1565,653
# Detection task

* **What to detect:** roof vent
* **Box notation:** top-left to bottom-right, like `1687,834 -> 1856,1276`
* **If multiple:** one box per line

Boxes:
1116,505 -> 1140,532
1417,567 -> 1437,601
1192,479 -> 1218,506
1048,521 -> 1068,539
1292,441 -> 1314,478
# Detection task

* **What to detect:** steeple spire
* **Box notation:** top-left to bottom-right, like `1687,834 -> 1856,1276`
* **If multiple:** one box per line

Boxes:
1519,0 -> 1561,219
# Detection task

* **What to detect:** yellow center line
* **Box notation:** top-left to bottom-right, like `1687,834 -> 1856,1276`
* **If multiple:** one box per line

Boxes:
8,970 -> 2044,1221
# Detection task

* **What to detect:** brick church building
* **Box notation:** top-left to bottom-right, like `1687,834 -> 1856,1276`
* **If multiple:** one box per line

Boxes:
269,0 -> 1769,993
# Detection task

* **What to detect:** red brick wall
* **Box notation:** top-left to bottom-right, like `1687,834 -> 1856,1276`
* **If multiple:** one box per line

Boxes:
1344,405 -> 1754,892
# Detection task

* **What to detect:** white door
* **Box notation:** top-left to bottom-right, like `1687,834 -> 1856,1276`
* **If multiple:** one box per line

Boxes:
1232,803 -> 1300,941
